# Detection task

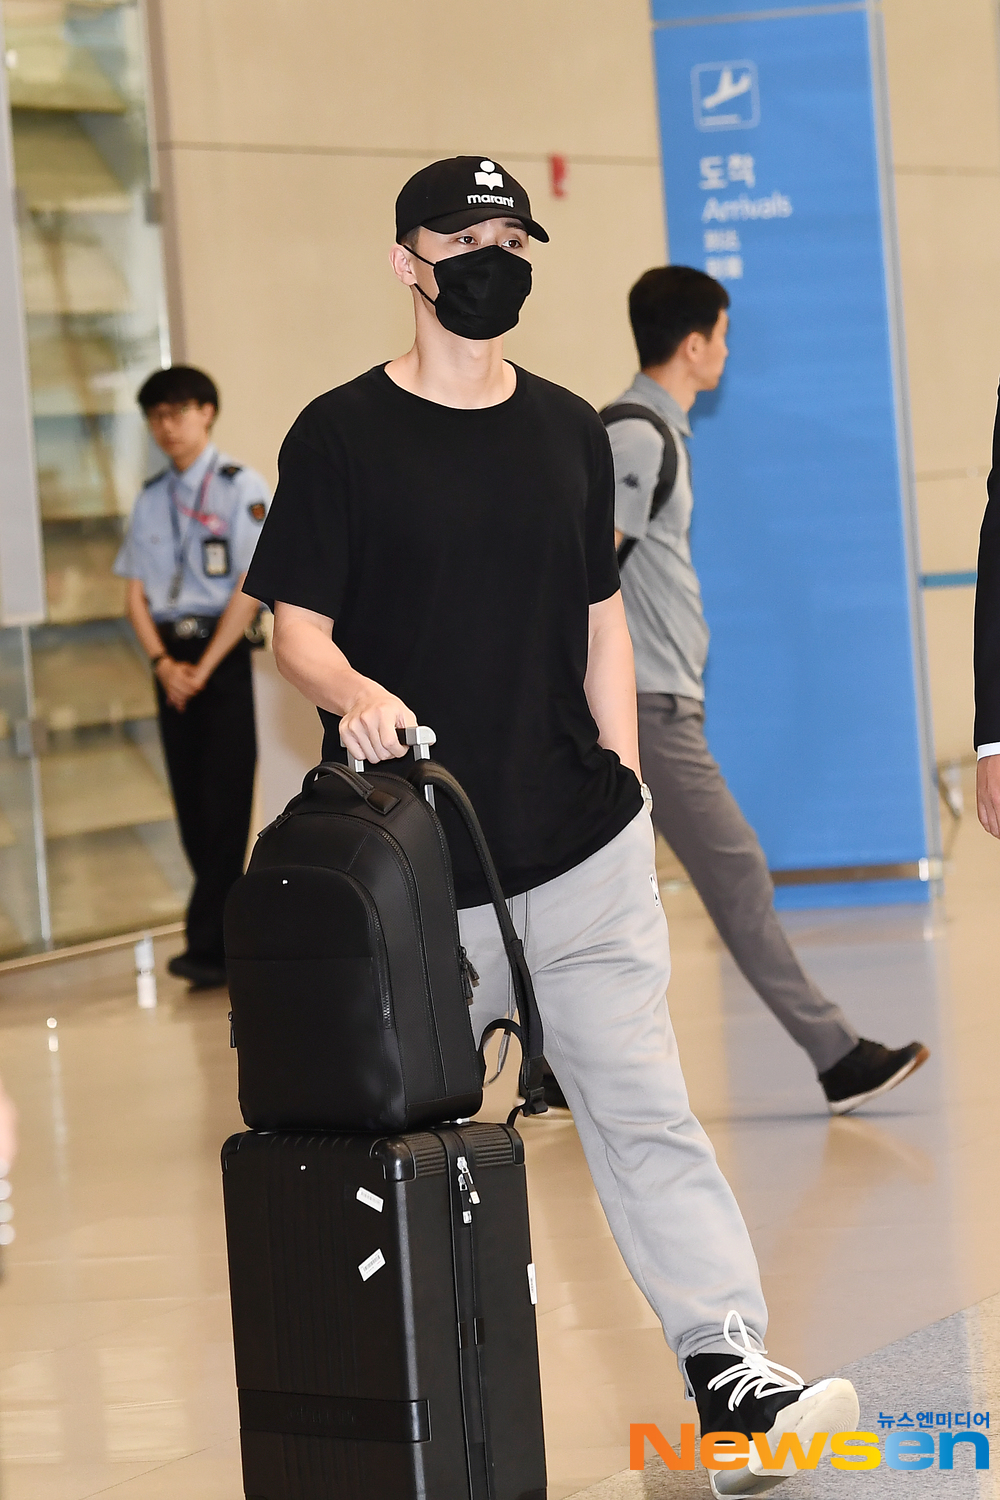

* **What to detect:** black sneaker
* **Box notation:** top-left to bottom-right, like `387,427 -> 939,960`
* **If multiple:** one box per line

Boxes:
686,1313 -> 859,1497
167,952 -> 228,990
819,1037 -> 929,1116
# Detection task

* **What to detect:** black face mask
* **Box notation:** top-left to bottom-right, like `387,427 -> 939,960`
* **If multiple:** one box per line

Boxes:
408,243 -> 532,340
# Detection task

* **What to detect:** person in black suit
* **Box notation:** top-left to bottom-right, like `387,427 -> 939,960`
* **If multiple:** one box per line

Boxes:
975,387 -> 1000,836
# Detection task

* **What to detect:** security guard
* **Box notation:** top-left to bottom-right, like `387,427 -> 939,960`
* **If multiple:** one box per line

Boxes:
115,365 -> 269,989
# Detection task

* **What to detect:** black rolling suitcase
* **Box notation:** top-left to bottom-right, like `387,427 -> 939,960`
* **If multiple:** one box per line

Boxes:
222,1121 -> 546,1500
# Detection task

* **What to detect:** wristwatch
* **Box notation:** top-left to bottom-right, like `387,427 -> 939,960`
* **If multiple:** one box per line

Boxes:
640,781 -> 653,814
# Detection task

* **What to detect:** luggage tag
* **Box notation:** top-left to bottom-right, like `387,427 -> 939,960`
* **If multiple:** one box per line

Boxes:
358,1249 -> 386,1281
202,536 -> 231,577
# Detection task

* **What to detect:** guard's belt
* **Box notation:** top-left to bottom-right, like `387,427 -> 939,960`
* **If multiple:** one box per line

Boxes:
159,615 -> 220,642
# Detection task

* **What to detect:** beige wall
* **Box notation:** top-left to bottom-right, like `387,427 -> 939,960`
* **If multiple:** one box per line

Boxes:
145,0 -> 665,482
146,0 -> 1000,773
883,0 -> 1000,763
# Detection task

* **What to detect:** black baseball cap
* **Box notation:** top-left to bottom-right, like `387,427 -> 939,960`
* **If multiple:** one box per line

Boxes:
395,156 -> 549,244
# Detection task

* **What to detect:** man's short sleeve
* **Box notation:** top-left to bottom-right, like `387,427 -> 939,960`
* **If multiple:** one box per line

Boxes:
609,418 -> 665,541
586,418 -> 621,605
242,423 -> 349,617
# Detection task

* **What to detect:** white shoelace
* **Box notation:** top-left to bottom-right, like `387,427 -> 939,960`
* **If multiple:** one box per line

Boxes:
706,1311 -> 806,1411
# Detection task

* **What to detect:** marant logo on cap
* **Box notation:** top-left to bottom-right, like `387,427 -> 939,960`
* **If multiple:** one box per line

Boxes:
474,158 -> 504,190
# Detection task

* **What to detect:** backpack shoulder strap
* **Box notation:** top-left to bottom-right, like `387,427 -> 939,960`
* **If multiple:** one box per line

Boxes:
408,760 -> 547,1122
600,402 -> 680,568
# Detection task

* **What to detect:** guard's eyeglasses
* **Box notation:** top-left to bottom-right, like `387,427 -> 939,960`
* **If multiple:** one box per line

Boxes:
146,401 -> 200,425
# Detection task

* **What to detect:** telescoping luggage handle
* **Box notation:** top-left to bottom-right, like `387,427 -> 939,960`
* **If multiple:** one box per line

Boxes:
342,725 -> 438,806
338,725 -> 547,1121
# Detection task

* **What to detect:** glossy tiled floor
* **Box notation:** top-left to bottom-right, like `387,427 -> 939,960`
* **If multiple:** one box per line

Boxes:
0,768 -> 997,1499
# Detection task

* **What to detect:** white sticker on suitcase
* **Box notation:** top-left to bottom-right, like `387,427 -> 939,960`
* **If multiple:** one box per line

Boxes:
356,1187 -> 384,1213
358,1249 -> 386,1281
527,1262 -> 538,1305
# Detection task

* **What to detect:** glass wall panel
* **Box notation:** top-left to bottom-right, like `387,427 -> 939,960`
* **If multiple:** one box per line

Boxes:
4,0 -> 188,948
0,628 -> 46,956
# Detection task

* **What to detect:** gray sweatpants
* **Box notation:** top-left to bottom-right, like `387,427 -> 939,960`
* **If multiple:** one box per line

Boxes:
638,693 -> 858,1074
459,810 -> 767,1367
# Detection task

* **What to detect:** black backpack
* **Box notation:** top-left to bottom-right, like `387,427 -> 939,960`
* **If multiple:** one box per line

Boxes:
600,402 -> 679,567
224,732 -> 546,1134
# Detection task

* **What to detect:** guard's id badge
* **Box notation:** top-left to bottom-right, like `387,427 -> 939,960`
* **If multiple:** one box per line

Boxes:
202,536 -> 231,577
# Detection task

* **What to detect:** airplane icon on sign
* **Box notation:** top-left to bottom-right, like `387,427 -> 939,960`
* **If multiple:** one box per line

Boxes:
701,67 -> 752,112
692,60 -> 760,131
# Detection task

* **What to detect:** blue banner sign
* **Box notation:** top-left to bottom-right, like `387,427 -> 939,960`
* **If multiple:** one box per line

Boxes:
649,2 -> 937,906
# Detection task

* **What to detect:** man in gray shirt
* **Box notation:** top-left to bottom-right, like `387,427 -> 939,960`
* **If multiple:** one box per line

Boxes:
607,266 -> 928,1114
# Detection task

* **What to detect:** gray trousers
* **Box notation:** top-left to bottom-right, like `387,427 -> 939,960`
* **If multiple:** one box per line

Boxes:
638,693 -> 858,1073
459,811 -> 767,1367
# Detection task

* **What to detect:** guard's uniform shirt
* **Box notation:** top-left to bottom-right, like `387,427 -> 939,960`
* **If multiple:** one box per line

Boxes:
113,444 -> 270,617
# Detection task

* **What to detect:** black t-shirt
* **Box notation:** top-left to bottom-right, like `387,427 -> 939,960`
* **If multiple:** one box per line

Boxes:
244,364 -> 642,906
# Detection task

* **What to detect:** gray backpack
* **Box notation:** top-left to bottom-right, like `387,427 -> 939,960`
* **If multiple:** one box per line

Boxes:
600,402 -> 679,567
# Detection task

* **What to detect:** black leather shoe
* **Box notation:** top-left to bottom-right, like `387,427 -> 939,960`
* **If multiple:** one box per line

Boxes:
819,1038 -> 929,1115
167,952 -> 228,990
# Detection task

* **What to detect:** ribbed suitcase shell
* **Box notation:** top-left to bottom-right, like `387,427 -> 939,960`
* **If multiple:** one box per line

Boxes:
222,1124 -> 546,1500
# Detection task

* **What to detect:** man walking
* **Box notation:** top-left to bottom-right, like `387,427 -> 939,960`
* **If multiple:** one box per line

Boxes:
115,365 -> 269,989
244,158 -> 861,1492
606,265 -> 928,1114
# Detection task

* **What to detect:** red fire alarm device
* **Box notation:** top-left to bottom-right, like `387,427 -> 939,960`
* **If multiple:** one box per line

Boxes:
549,154 -> 568,198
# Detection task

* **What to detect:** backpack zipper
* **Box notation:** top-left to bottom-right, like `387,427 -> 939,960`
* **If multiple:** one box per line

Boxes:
363,823 -> 446,1092
422,797 -> 479,1003
342,872 -> 393,1030
459,947 -> 479,1004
